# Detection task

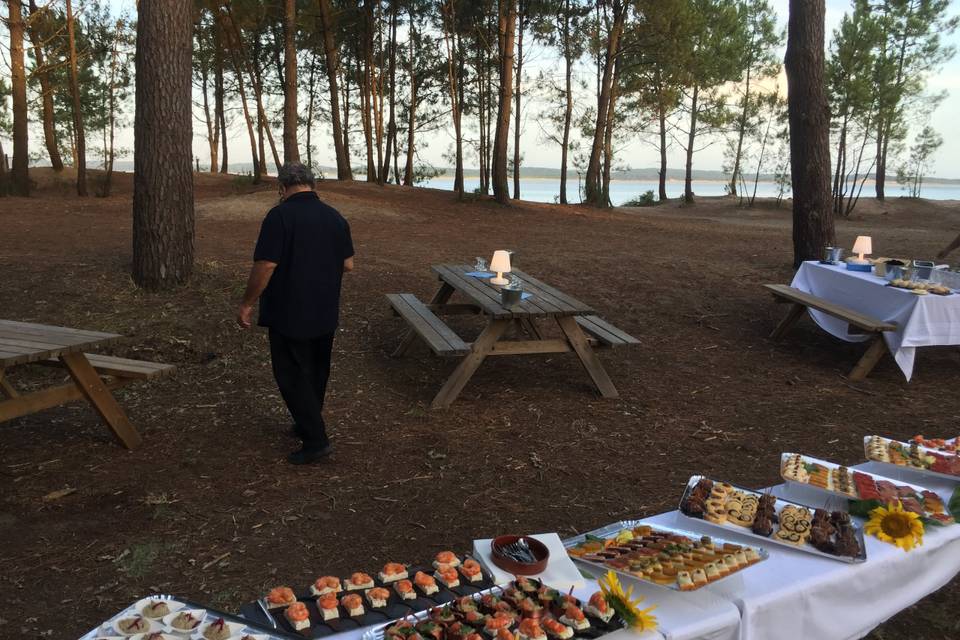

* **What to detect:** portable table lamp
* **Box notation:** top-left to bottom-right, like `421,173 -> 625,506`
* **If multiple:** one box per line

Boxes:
489,250 -> 511,286
851,236 -> 872,263
847,236 -> 873,272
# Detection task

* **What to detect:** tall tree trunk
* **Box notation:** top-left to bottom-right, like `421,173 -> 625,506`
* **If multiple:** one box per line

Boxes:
559,0 -> 572,205
306,51 -> 316,169
403,12 -> 417,186
381,4 -> 398,183
99,20 -> 120,198
359,1 -> 377,182
214,19 -> 228,173
224,5 -> 280,173
657,95 -> 668,201
601,56 -> 621,207
282,0 -> 299,162
477,42 -> 487,195
729,65 -> 752,197
785,0 -> 834,268
584,0 -> 625,207
8,0 -> 29,195
27,0 -> 63,171
133,0 -> 195,289
342,58 -> 352,166
198,36 -> 217,175
440,1 -> 463,195
512,3 -> 524,200
66,0 -> 86,196
222,11 -> 261,181
318,0 -> 352,180
683,85 -> 699,205
0,137 -> 7,195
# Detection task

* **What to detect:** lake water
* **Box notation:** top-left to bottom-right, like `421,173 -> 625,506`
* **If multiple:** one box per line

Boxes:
419,177 -> 960,205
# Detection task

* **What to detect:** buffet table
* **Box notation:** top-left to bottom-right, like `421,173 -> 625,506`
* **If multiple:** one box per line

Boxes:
635,464 -> 960,640
790,261 -> 960,379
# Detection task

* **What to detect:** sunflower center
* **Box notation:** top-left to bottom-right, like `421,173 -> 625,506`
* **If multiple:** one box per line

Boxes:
880,513 -> 914,538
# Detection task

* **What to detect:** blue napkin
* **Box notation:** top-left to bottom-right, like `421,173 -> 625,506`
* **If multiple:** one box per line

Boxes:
521,292 -> 532,300
465,271 -> 495,278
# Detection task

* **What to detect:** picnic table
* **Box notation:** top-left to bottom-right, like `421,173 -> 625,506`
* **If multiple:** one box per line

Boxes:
0,319 -> 174,449
388,264 -> 638,408
768,261 -> 960,380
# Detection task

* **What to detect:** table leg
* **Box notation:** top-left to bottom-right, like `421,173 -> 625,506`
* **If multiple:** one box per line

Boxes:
431,319 -> 510,409
0,369 -> 19,399
60,352 -> 143,449
393,282 -> 456,358
849,335 -> 888,382
556,316 -> 619,398
770,303 -> 806,339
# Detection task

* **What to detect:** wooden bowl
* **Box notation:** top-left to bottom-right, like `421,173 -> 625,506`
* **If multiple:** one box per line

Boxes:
490,535 -> 550,575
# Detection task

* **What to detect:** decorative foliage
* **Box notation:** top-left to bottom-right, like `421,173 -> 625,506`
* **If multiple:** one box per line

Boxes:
597,570 -> 657,632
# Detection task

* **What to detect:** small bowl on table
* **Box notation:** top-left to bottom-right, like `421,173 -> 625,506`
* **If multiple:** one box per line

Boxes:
490,535 -> 550,575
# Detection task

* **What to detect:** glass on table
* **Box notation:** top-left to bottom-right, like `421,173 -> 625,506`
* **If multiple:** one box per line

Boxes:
474,257 -> 488,272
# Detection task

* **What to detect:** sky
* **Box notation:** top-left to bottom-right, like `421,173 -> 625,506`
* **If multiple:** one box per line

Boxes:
11,0 -> 960,179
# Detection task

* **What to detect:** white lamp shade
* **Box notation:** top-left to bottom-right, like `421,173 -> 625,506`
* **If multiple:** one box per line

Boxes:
490,250 -> 512,274
852,236 -> 872,256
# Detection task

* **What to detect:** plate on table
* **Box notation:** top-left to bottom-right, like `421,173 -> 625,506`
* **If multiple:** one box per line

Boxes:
865,435 -> 960,482
163,609 -> 207,635
564,520 -> 768,591
135,597 -> 186,621
780,453 -> 955,526
112,615 -> 162,637
679,475 -> 867,563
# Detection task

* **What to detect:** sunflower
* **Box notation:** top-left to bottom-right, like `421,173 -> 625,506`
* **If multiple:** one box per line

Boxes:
865,501 -> 924,551
598,571 -> 657,632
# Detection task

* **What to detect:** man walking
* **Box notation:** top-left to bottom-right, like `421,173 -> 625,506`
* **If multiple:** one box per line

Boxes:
237,162 -> 354,465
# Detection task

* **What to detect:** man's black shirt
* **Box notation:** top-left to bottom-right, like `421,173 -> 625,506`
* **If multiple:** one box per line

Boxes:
253,191 -> 354,339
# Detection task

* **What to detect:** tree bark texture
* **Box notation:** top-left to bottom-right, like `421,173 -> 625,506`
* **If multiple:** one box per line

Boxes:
133,0 -> 195,290
785,0 -> 835,268
66,0 -> 87,196
9,0 -> 30,195
492,0 -> 516,205
27,0 -> 63,171
282,0 -> 299,162
318,0 -> 352,179
512,4 -> 524,200
683,85 -> 699,204
584,0 -> 625,207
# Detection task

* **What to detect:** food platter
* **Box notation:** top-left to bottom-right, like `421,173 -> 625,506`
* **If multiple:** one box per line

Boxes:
780,453 -> 955,526
79,595 -> 289,640
563,520 -> 769,592
908,434 -> 960,454
678,475 -> 867,563
864,435 -> 960,483
240,554 -> 498,639
362,577 -> 627,640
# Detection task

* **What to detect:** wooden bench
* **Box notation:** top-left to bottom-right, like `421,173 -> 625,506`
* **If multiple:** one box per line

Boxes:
764,284 -> 897,381
43,353 -> 176,380
387,293 -> 470,357
575,315 -> 639,347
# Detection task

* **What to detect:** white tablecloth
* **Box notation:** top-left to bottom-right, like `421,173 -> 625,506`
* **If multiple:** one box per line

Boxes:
790,261 -> 960,380
660,465 -> 960,640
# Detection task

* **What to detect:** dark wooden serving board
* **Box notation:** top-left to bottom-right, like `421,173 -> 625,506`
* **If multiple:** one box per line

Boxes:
239,562 -> 497,639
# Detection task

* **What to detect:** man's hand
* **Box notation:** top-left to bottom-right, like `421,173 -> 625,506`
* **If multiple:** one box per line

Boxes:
236,303 -> 254,329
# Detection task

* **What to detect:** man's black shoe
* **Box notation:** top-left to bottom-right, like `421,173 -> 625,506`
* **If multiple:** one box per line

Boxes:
287,446 -> 332,465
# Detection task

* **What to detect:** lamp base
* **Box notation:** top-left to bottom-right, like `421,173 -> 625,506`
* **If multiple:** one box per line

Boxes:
490,274 -> 509,286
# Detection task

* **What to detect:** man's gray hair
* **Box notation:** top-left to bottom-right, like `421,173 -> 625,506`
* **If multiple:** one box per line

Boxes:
278,162 -> 316,189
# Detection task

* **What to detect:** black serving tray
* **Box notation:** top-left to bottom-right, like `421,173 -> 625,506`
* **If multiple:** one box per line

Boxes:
240,560 -> 497,639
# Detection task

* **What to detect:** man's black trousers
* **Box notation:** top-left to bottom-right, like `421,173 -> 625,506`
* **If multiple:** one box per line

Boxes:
268,329 -> 334,450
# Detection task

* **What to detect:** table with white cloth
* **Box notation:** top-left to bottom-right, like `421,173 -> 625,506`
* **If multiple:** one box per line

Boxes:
636,464 -> 960,640
790,261 -> 960,380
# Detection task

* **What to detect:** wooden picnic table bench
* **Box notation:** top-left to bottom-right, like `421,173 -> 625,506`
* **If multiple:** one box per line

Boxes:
764,284 -> 897,381
0,319 -> 175,448
388,265 -> 638,408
